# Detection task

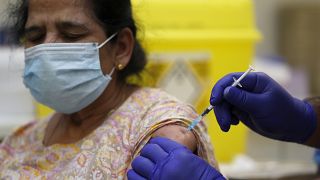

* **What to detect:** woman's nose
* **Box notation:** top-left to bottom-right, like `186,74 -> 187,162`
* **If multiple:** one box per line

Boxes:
43,32 -> 62,44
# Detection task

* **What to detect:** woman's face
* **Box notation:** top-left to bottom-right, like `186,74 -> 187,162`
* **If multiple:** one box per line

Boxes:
24,0 -> 115,74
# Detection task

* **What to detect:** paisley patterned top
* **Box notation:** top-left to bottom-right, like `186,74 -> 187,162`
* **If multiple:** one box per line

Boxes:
0,88 -> 218,179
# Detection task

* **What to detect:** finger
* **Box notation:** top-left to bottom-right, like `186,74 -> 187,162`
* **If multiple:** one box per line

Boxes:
127,169 -> 147,180
230,108 -> 240,125
224,86 -> 264,113
213,102 -> 233,132
211,72 -> 268,106
141,143 -> 168,163
210,73 -> 238,105
230,114 -> 240,125
210,72 -> 261,104
230,72 -> 273,93
232,109 -> 255,129
131,156 -> 155,179
149,137 -> 187,153
231,72 -> 258,91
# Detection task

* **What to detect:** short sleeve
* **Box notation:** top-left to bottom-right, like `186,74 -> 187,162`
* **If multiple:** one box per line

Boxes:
127,91 -> 219,170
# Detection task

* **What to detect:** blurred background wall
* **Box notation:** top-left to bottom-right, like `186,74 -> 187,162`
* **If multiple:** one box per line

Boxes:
250,0 -> 320,162
235,0 -> 320,178
255,0 -> 320,56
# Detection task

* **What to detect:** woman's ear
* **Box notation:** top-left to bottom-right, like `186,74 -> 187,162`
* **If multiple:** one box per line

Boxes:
114,28 -> 134,70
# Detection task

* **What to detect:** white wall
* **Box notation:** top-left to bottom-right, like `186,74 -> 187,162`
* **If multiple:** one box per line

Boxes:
0,48 -> 34,137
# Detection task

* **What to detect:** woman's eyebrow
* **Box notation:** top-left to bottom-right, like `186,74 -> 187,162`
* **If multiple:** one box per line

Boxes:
57,21 -> 90,32
24,25 -> 44,35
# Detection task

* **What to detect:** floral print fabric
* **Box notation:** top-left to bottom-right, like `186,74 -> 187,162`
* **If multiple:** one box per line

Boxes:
0,88 -> 218,179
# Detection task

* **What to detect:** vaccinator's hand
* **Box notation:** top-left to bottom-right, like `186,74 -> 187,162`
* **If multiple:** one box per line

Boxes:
210,72 -> 316,144
127,137 -> 225,180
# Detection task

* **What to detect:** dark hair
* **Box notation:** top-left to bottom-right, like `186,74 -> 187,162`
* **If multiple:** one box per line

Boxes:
10,0 -> 147,82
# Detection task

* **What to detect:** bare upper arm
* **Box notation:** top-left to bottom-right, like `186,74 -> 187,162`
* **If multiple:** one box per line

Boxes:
151,122 -> 197,152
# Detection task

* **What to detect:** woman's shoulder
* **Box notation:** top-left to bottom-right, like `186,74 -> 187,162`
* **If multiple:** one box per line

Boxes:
10,121 -> 38,138
1,118 -> 48,147
130,87 -> 184,106
141,87 -> 196,110
126,87 -> 198,127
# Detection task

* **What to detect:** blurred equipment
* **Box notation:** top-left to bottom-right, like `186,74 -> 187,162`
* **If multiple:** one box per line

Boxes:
279,4 -> 320,97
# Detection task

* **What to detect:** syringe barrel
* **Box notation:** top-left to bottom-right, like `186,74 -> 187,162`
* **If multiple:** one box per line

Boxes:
201,105 -> 213,116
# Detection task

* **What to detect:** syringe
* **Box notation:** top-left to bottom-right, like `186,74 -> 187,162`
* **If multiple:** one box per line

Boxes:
187,66 -> 255,131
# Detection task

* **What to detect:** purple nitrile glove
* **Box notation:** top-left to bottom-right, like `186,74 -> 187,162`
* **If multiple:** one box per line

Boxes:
210,72 -> 317,143
127,137 -> 226,180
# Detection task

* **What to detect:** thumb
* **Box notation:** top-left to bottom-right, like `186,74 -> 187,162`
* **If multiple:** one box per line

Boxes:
224,86 -> 261,113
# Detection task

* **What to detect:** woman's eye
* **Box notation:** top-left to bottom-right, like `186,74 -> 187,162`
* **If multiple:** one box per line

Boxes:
24,32 -> 45,43
62,33 -> 84,41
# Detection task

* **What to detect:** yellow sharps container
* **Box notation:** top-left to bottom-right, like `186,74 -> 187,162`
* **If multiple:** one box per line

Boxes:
132,0 -> 261,162
36,0 -> 261,162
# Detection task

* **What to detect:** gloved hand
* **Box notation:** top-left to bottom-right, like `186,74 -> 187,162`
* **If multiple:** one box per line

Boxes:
127,137 -> 225,180
210,72 -> 317,143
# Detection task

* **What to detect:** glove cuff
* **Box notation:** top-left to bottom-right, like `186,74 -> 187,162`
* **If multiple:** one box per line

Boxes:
297,100 -> 317,143
201,165 -> 226,180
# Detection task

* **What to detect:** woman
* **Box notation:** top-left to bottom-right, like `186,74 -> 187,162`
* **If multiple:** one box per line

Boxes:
0,0 -> 218,179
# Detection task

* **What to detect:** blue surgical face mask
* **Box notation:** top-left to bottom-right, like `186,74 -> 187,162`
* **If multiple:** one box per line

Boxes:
23,33 -> 118,114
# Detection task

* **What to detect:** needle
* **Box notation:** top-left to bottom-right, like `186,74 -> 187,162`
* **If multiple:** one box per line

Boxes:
187,65 -> 255,131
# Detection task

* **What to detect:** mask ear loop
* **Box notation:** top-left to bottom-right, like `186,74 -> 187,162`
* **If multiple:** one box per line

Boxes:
98,33 -> 118,77
98,33 -> 118,49
108,67 -> 116,77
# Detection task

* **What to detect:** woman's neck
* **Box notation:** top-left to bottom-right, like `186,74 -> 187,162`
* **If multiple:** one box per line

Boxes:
43,82 -> 139,146
68,82 -> 138,129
